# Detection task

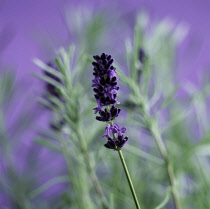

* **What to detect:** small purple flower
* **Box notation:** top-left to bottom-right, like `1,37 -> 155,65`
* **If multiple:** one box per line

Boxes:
101,123 -> 128,150
100,124 -> 112,138
111,123 -> 126,135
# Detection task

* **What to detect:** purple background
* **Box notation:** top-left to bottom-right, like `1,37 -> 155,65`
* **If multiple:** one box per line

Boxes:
0,0 -> 210,84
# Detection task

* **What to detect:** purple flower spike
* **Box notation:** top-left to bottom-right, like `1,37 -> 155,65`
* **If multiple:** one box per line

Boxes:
92,53 -> 128,150
92,53 -> 120,111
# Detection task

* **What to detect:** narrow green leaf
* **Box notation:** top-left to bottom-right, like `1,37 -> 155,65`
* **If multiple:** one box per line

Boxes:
161,84 -> 180,109
35,138 -> 60,152
30,176 -> 69,199
32,72 -> 64,91
125,38 -> 132,71
154,188 -> 171,209
132,16 -> 142,80
33,58 -> 63,80
124,144 -> 163,164
38,98 -> 57,111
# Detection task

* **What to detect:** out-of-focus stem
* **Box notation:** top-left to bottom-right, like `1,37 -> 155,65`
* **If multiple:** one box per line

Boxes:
139,103 -> 181,209
133,90 -> 181,208
58,132 -> 84,209
150,125 -> 181,209
76,128 -> 109,209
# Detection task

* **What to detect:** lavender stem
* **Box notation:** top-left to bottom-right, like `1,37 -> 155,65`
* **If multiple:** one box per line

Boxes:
109,121 -> 141,209
117,149 -> 141,209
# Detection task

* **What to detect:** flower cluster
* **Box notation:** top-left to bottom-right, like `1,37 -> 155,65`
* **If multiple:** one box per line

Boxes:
92,53 -> 128,150
101,123 -> 128,149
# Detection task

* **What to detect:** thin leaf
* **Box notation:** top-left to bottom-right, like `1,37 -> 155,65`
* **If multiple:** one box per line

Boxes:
124,144 -> 163,164
161,84 -> 180,109
35,138 -> 60,152
32,72 -> 64,91
30,176 -> 69,199
154,188 -> 171,209
33,58 -> 63,80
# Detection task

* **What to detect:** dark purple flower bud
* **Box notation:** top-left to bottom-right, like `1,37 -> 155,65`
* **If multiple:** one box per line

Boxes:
104,138 -> 116,149
44,62 -> 63,101
137,48 -> 147,84
139,48 -> 146,64
104,135 -> 128,150
50,119 -> 65,132
115,135 -> 128,148
96,106 -> 121,122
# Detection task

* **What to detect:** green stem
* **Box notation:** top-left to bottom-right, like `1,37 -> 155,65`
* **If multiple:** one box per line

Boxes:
109,120 -> 141,209
58,132 -> 84,209
118,149 -> 141,209
138,105 -> 181,209
76,128 -> 109,209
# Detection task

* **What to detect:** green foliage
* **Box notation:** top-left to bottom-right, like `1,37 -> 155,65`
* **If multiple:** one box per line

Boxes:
33,11 -> 210,209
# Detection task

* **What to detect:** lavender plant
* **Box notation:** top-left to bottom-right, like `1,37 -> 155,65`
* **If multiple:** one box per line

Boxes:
92,53 -> 141,209
34,47 -> 109,209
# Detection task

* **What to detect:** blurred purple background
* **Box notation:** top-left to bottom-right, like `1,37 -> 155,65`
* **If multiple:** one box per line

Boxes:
0,0 -> 210,83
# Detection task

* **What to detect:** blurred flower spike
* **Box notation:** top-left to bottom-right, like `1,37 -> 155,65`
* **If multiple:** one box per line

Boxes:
44,62 -> 63,102
43,61 -> 65,131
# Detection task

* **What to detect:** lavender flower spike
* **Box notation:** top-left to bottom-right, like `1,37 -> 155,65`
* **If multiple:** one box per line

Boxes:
92,53 -> 120,113
92,53 -> 128,150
